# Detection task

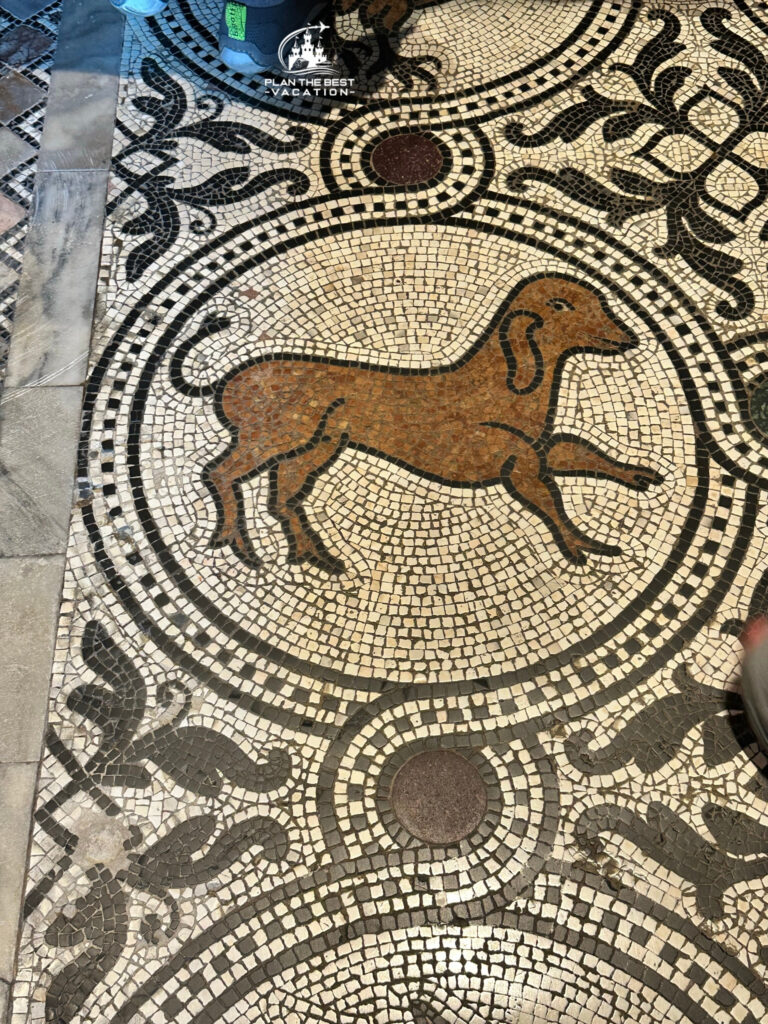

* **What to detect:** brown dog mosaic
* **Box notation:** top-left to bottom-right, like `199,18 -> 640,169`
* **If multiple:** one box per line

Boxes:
178,276 -> 661,572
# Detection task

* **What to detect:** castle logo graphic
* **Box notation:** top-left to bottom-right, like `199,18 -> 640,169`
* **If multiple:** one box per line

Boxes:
263,21 -> 354,98
278,22 -> 335,75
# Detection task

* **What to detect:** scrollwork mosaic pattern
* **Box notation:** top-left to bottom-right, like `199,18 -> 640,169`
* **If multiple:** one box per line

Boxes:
506,6 -> 768,320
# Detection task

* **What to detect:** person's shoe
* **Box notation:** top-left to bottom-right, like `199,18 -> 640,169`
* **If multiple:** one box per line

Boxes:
219,0 -> 331,75
110,0 -> 168,17
741,614 -> 768,752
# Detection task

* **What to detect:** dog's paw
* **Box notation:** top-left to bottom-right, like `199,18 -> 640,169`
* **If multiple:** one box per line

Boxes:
308,551 -> 347,576
233,548 -> 263,573
224,533 -> 262,571
562,535 -> 621,564
389,54 -> 442,90
209,527 -> 234,549
289,532 -> 346,575
578,538 -> 622,560
211,528 -> 262,569
629,467 -> 664,492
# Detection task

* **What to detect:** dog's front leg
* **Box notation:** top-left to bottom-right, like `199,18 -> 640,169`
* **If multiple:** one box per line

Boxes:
546,434 -> 663,492
500,445 -> 621,565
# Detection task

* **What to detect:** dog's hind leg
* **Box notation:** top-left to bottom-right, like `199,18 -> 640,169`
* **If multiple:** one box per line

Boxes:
205,444 -> 269,567
501,446 -> 621,565
268,425 -> 349,574
546,435 -> 663,492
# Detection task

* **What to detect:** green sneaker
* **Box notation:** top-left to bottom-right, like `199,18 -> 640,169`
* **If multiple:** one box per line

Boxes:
219,0 -> 332,74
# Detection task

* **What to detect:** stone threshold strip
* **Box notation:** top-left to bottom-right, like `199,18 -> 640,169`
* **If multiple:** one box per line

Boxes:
0,0 -> 123,1019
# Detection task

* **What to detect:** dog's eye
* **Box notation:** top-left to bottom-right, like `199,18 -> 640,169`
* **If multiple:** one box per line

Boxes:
547,297 -> 575,312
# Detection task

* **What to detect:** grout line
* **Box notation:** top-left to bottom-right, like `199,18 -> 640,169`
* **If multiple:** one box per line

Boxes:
0,761 -> 49,767
0,353 -> 87,402
0,553 -> 64,561
32,167 -> 116,175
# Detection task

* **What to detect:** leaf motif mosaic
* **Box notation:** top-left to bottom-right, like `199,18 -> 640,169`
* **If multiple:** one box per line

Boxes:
506,7 -> 768,320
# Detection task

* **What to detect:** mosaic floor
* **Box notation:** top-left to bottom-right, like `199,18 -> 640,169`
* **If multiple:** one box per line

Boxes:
0,0 -> 61,389
13,0 -> 768,1020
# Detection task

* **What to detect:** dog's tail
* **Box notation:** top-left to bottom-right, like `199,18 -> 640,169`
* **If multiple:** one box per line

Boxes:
169,314 -> 230,399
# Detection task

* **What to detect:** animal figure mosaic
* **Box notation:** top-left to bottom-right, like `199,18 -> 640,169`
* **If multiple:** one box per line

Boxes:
171,276 -> 662,574
334,0 -> 446,86
336,0 -> 419,32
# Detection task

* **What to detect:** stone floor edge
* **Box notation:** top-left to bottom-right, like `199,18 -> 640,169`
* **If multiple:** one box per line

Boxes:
0,0 -> 124,1016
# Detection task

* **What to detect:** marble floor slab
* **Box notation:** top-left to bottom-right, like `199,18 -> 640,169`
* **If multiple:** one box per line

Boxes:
0,24 -> 53,67
0,0 -> 60,390
0,555 -> 68,762
37,0 -> 124,171
0,68 -> 43,122
10,1 -> 768,1023
0,385 -> 84,554
0,0 -> 52,20
5,167 -> 112,388
0,127 -> 33,176
0,764 -> 39,981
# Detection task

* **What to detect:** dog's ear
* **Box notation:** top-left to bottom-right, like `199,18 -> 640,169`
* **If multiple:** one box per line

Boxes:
497,309 -> 544,395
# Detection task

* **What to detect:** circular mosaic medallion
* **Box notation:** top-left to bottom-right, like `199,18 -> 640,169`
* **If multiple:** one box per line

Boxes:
323,115 -> 487,208
389,749 -> 487,845
330,731 -> 562,907
123,873 -> 768,1024
82,197 -> 753,726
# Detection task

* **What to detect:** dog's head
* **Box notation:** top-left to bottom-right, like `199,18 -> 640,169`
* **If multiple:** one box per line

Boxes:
508,276 -> 635,355
492,275 -> 636,395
